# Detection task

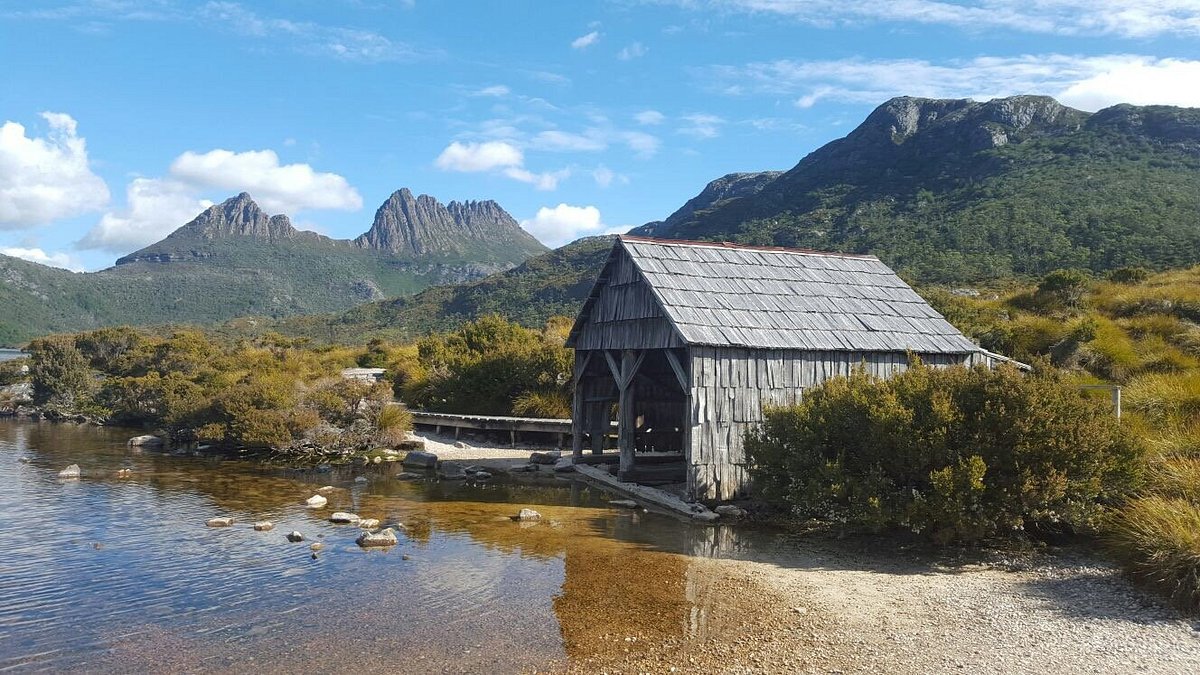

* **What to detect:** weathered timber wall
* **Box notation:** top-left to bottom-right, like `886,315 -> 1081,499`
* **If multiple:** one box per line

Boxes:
686,347 -> 976,501
573,250 -> 683,351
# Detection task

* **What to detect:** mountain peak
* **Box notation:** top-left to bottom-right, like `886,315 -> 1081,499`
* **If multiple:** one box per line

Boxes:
355,189 -> 546,258
186,193 -> 299,241
858,95 -> 1085,148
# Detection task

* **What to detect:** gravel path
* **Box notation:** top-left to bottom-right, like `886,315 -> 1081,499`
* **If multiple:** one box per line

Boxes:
574,542 -> 1200,674
406,429 -> 552,463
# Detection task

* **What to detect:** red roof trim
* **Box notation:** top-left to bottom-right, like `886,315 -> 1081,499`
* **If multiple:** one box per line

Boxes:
618,234 -> 879,260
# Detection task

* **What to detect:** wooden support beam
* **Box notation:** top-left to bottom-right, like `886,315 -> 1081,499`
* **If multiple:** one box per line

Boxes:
617,349 -> 644,478
665,349 -> 689,393
572,354 -> 587,459
603,350 -> 622,385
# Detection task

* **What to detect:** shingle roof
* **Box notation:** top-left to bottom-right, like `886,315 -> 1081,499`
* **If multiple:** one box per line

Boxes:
611,235 -> 981,354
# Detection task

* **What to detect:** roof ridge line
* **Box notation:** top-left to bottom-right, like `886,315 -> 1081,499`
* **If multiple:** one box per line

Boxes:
619,234 -> 880,260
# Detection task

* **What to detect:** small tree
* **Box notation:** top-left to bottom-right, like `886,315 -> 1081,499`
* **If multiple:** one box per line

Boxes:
1037,269 -> 1092,308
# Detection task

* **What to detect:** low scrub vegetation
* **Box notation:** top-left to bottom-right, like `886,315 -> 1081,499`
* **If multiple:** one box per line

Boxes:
746,363 -> 1140,544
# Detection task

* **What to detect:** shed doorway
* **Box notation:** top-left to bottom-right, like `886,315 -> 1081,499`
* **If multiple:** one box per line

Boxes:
573,348 -> 689,485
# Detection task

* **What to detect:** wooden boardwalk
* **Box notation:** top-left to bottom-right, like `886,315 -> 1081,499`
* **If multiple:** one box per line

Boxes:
409,410 -> 614,447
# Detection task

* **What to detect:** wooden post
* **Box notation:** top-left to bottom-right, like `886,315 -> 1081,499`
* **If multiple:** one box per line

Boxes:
590,402 -> 606,454
572,351 -> 593,460
617,349 -> 645,479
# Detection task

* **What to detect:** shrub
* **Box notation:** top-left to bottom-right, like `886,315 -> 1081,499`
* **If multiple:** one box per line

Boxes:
1109,267 -> 1152,284
28,335 -> 94,407
745,363 -> 1141,543
374,403 -> 413,446
0,358 -> 28,386
1037,269 -> 1093,308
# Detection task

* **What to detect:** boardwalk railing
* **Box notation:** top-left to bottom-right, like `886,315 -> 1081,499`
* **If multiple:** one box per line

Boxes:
410,410 -> 603,447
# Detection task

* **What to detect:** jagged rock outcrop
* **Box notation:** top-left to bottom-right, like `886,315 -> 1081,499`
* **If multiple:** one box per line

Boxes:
354,188 -> 545,257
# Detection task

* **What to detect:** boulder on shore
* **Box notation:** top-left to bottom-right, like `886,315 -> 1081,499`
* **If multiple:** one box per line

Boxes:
127,435 -> 163,448
529,451 -> 561,465
402,451 -> 438,469
206,517 -> 234,527
356,528 -> 399,547
514,508 -> 542,522
329,512 -> 361,524
58,464 -> 82,478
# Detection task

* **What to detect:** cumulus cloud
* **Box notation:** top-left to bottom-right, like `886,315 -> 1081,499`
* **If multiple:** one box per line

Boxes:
592,165 -> 629,188
704,54 -> 1200,112
617,42 -> 648,60
651,0 -> 1200,38
520,204 -> 626,246
634,110 -> 666,125
79,178 -> 213,252
435,140 -> 567,190
0,112 -> 109,229
571,30 -> 600,48
1,246 -> 84,272
169,149 -> 362,213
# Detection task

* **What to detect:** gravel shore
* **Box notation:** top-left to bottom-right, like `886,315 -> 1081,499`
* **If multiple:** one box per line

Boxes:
570,541 -> 1200,674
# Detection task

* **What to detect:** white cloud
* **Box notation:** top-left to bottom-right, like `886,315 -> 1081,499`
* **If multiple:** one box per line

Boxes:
475,84 -> 510,97
1058,58 -> 1200,110
617,42 -> 648,60
651,0 -> 1200,38
198,2 -> 425,62
679,113 -> 725,139
531,130 -> 607,152
520,204 -> 625,246
0,112 -> 109,229
620,131 -> 662,158
79,178 -> 213,252
1,246 -> 84,272
571,30 -> 601,49
435,141 -> 524,172
435,140 -> 568,190
704,54 -> 1200,112
634,110 -> 666,125
169,148 -> 362,212
592,166 -> 629,188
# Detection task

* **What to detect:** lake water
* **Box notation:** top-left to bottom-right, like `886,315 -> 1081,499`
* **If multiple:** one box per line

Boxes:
0,349 -> 24,362
0,420 -> 759,673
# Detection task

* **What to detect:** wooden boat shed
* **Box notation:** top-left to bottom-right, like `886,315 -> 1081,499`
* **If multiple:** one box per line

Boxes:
566,235 -> 1014,502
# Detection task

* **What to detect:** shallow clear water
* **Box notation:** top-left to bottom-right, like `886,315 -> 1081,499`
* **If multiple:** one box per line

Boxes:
0,420 -> 757,673
0,350 -> 24,362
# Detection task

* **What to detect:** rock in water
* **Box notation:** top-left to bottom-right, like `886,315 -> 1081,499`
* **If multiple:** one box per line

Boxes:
438,461 -> 467,480
58,464 -> 81,478
715,505 -> 748,518
395,472 -> 423,480
358,518 -> 380,529
552,457 -> 575,473
317,485 -> 335,493
514,508 -> 542,522
356,528 -> 398,547
329,512 -> 361,524
355,476 -> 369,483
402,451 -> 438,469
206,517 -> 234,527
529,451 -> 561,465
305,494 -> 327,509
253,521 -> 275,531
286,531 -> 304,542
309,542 -> 324,552
609,499 -> 638,509
127,435 -> 163,448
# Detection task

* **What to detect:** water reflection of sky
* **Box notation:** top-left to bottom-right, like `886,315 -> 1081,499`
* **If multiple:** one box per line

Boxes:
0,420 -> 748,673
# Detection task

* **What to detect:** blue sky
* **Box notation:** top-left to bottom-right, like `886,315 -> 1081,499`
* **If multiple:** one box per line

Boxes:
2,0 -> 1199,271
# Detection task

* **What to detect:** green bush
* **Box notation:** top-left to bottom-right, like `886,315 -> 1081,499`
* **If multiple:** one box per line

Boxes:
28,336 -> 94,407
0,358 -> 28,386
1108,496 -> 1200,612
745,363 -> 1141,543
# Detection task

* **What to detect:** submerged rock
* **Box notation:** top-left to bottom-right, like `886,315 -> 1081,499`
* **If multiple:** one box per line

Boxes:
127,435 -> 163,448
309,542 -> 324,552
329,512 -> 360,524
355,476 -> 369,483
253,521 -> 275,531
317,485 -> 335,493
206,517 -> 234,527
58,464 -> 81,478
402,451 -> 438,469
514,508 -> 542,522
508,463 -> 539,473
396,472 -> 424,480
114,468 -> 133,478
358,518 -> 381,529
286,531 -> 305,542
305,494 -> 328,509
552,457 -> 575,473
356,528 -> 398,547
609,499 -> 638,509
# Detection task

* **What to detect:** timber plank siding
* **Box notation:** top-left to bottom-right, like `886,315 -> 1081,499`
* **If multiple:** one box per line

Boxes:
567,236 -> 1024,502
